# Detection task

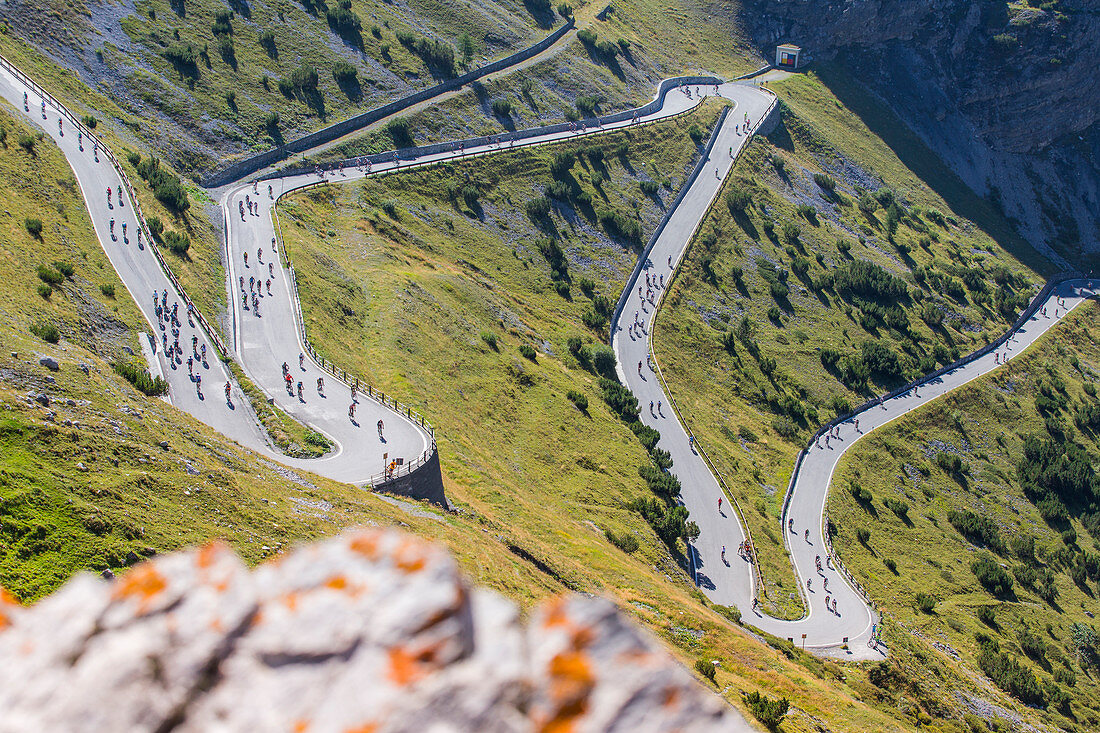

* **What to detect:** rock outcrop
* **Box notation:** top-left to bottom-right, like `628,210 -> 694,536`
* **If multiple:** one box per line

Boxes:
739,0 -> 1100,266
0,529 -> 751,732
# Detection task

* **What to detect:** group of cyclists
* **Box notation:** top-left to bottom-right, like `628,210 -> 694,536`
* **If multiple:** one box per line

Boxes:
152,287 -> 206,394
238,238 -> 277,317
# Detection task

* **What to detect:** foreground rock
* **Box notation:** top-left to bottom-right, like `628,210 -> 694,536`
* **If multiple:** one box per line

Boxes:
0,529 -> 750,732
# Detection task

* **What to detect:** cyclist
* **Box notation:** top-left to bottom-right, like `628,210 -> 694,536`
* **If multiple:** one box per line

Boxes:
317,377 -> 324,394
269,262 -> 274,278
200,344 -> 206,361
243,251 -> 248,267
58,117 -> 63,135
225,382 -> 231,400
109,219 -> 115,237
296,382 -> 303,400
721,545 -> 726,562
348,403 -> 356,419
805,528 -> 810,542
718,496 -> 722,513
266,279 -> 272,295
377,419 -> 384,439
788,517 -> 794,532
23,91 -> 27,110
299,352 -> 305,369
187,356 -> 194,373
121,222 -> 127,238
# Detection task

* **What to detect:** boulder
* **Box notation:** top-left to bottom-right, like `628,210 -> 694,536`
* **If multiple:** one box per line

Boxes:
39,356 -> 59,371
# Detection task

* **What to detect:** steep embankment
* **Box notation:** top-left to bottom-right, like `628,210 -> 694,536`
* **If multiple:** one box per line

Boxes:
830,301 -> 1100,731
738,0 -> 1100,268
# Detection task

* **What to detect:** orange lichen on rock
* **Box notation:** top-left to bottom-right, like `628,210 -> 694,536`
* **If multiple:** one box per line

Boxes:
348,532 -> 382,560
392,537 -> 427,574
0,587 -> 18,630
112,563 -> 168,613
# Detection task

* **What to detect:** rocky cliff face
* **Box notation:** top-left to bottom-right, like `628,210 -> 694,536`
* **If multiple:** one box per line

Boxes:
0,529 -> 750,732
739,0 -> 1100,266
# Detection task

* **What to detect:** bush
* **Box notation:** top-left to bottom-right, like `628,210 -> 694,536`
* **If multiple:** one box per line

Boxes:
936,451 -> 967,475
81,114 -> 97,129
591,346 -> 616,379
694,659 -> 716,683
100,283 -> 116,298
566,390 -> 588,412
263,111 -> 280,131
36,264 -> 63,286
977,639 -> 1044,706
977,605 -> 996,627
813,172 -> 836,192
948,509 -> 1005,553
36,283 -> 52,299
17,134 -> 36,153
856,527 -> 871,544
606,530 -> 639,553
112,361 -> 169,396
848,481 -> 873,505
525,197 -> 551,221
491,98 -> 512,117
30,321 -> 60,343
915,592 -> 936,613
687,124 -> 704,144
326,2 -> 363,43
883,558 -> 897,574
518,344 -> 537,361
743,691 -> 789,731
385,118 -> 413,148
639,180 -> 659,195
780,221 -> 801,245
164,230 -> 191,256
259,29 -> 277,57
134,157 -> 190,214
332,61 -> 357,85
24,218 -> 43,238
726,187 -> 751,212
972,552 -> 1014,597
480,332 -> 498,351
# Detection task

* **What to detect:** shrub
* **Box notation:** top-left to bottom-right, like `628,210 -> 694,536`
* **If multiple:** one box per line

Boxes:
385,118 -> 413,148
146,216 -> 164,241
694,659 -> 716,683
332,61 -> 357,85
738,425 -> 758,442
30,321 -> 60,343
687,124 -> 704,144
491,98 -> 512,117
883,497 -> 909,521
566,390 -> 588,412
858,192 -> 879,215
134,157 -> 190,214
480,332 -> 498,351
326,2 -> 363,43
164,230 -> 191,256
972,552 -> 1014,596
848,482 -> 873,504
557,2 -> 572,17
263,111 -> 280,131
16,133 -> 35,153
36,283 -> 52,299
977,639 -> 1044,706
591,346 -> 616,379
24,218 -> 43,238
780,221 -> 801,245
856,527 -> 871,544
518,344 -> 537,361
575,94 -> 600,117
743,691 -> 789,731
36,264 -> 63,285
726,187 -> 751,212
883,558 -> 897,574
915,592 -> 936,613
813,172 -> 836,192
948,509 -> 1004,553
259,29 -> 277,57
100,283 -> 116,298
639,180 -> 659,195
54,261 -> 74,279
112,361 -> 168,396
81,114 -> 97,129
606,530 -> 638,553
525,197 -> 551,221
936,451 -> 966,475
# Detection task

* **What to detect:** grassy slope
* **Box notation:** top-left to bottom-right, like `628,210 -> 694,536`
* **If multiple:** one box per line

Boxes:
312,0 -> 764,164
830,302 -> 1100,731
2,0 -> 552,174
653,70 -> 1048,620
0,101 -> 620,616
277,105 -> 918,731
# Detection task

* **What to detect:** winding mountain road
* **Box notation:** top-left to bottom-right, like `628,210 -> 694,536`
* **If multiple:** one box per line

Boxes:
2,52 -> 1095,656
